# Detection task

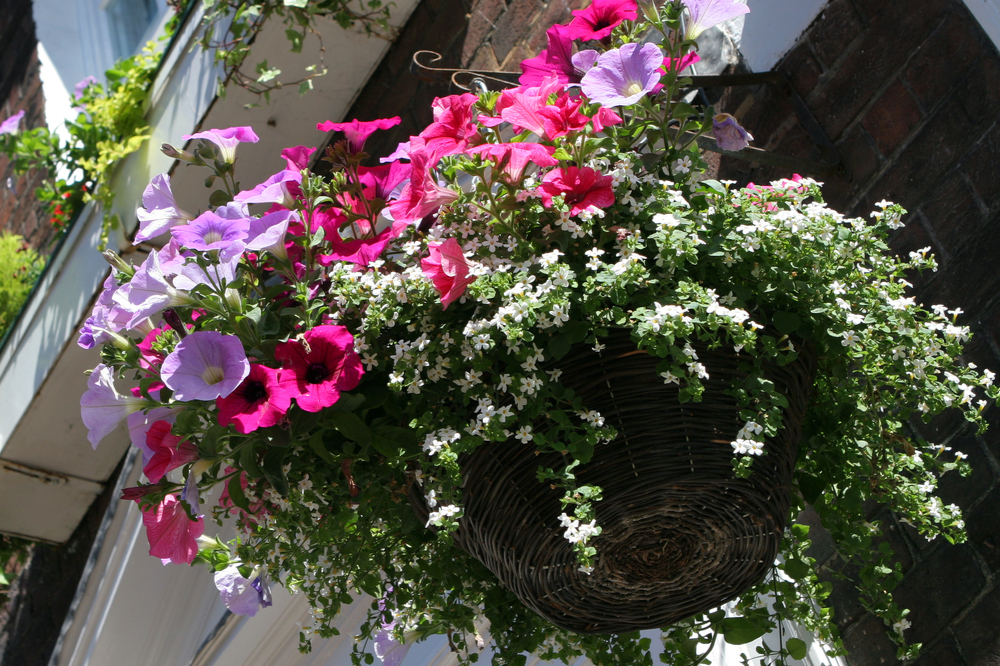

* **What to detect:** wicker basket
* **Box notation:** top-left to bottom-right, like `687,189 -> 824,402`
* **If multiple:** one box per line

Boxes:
415,329 -> 815,634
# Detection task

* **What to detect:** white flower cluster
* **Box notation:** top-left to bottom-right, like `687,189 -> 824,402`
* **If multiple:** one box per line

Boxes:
731,421 -> 765,457
558,513 -> 600,545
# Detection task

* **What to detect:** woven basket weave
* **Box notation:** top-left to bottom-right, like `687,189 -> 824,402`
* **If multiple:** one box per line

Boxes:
415,329 -> 815,634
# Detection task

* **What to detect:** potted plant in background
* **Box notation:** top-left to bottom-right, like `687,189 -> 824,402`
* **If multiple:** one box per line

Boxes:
80,0 -> 997,663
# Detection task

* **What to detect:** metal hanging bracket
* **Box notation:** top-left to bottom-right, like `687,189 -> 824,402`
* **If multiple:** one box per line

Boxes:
409,51 -> 849,182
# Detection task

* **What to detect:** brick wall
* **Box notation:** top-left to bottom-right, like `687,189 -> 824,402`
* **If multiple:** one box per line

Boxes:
714,1 -> 1000,664
0,0 -> 55,252
343,0 -> 1000,663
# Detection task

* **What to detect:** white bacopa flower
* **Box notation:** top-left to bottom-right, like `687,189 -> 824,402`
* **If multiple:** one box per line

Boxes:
652,212 -> 681,229
660,371 -> 680,385
514,426 -> 533,443
841,330 -> 861,347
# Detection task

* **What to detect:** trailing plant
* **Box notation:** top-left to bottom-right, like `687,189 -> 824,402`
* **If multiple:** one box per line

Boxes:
0,44 -> 162,248
79,0 -> 997,664
194,0 -> 394,103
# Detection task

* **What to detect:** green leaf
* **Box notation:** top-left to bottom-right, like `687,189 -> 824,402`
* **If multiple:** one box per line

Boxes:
261,446 -> 289,497
796,472 -> 826,504
240,441 -> 265,479
773,311 -> 801,335
783,558 -> 812,581
299,79 -> 314,95
0,571 -> 8,586
328,412 -> 371,445
283,0 -> 308,6
720,617 -> 768,645
786,638 -> 808,660
286,28 -> 305,53
308,432 -> 338,465
551,147 -> 573,161
227,474 -> 251,512
209,189 -> 232,207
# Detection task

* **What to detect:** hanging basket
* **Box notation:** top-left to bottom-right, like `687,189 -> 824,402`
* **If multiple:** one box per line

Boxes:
414,329 -> 816,634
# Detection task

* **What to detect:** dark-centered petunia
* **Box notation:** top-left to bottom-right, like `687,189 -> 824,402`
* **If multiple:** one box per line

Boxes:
216,364 -> 292,434
274,325 -> 364,413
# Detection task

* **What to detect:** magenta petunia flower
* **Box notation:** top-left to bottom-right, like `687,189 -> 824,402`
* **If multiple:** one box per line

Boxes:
128,401 -> 182,465
281,145 -> 316,170
144,420 -> 200,483
539,166 -> 616,216
519,24 -> 586,87
415,94 -> 480,164
421,238 -> 476,310
318,227 -> 395,269
565,0 -> 638,42
712,113 -> 753,151
161,331 -> 250,402
234,170 -> 302,208
0,110 -> 25,136
683,0 -> 750,40
171,211 -> 251,260
182,126 -> 260,163
216,364 -> 292,434
139,494 -> 204,565
466,142 -> 559,181
387,149 -> 460,226
81,363 -> 149,448
274,325 -> 364,413
580,42 -> 665,107
135,174 -> 194,243
317,117 -> 401,154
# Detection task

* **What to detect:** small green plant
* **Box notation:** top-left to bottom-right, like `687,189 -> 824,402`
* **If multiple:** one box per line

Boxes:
0,233 -> 42,338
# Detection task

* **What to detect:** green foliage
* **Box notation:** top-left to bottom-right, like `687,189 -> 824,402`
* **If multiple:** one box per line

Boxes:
0,534 -> 32,593
0,234 -> 42,338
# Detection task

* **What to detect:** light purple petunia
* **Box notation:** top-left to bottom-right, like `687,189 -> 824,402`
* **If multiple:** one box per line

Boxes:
81,364 -> 149,448
373,594 -> 412,666
114,250 -> 195,329
214,565 -> 273,616
135,174 -> 194,243
233,170 -> 302,208
246,209 -> 296,259
161,331 -> 250,402
380,140 -> 411,164
0,110 -> 25,136
171,211 -> 250,260
172,254 -> 240,292
571,50 -> 601,77
182,126 -> 259,163
712,113 -> 753,151
580,42 -> 665,107
74,76 -> 99,100
683,0 -> 750,40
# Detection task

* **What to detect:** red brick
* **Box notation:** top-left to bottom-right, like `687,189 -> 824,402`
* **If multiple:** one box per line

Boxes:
490,0 -> 546,64
917,170 -> 983,256
905,12 -> 985,110
462,0 -> 506,66
807,1 -> 947,140
895,544 -> 985,644
808,0 -> 864,68
861,79 -> 923,157
779,42 -> 823,99
821,125 -> 881,210
915,212 -> 1000,320
953,583 -> 1000,659
842,613 -> 900,666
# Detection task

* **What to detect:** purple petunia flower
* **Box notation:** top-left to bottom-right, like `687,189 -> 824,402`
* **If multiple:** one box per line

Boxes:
182,126 -> 259,164
712,113 -> 753,151
81,364 -> 149,448
113,250 -> 196,329
172,254 -> 240,292
683,0 -> 750,40
171,211 -> 250,260
214,565 -> 272,616
74,76 -> 99,100
135,174 -> 195,243
580,42 -> 665,107
161,331 -> 250,402
246,209 -> 296,259
233,170 -> 302,208
0,110 -> 25,136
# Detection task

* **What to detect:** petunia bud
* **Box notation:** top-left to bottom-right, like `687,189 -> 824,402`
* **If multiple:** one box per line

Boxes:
161,143 -> 198,163
712,113 -> 753,152
102,250 -> 135,277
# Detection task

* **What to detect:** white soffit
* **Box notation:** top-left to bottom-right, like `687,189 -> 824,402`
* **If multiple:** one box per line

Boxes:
960,0 -> 1000,49
739,0 -> 826,72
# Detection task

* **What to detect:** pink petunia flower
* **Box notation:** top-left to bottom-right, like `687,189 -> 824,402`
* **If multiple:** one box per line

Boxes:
421,238 -> 476,310
281,145 -> 316,170
565,0 -> 638,42
539,166 -> 615,216
161,331 -> 250,402
318,227 -> 395,269
139,494 -> 204,565
590,106 -> 624,133
519,25 -> 587,87
538,93 -> 591,139
317,117 -> 401,154
144,420 -> 200,483
216,364 -> 292,434
415,94 -> 480,164
387,149 -> 460,226
0,110 -> 25,136
274,325 -> 364,413
234,170 -> 302,208
183,126 -> 259,164
466,143 -> 559,181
